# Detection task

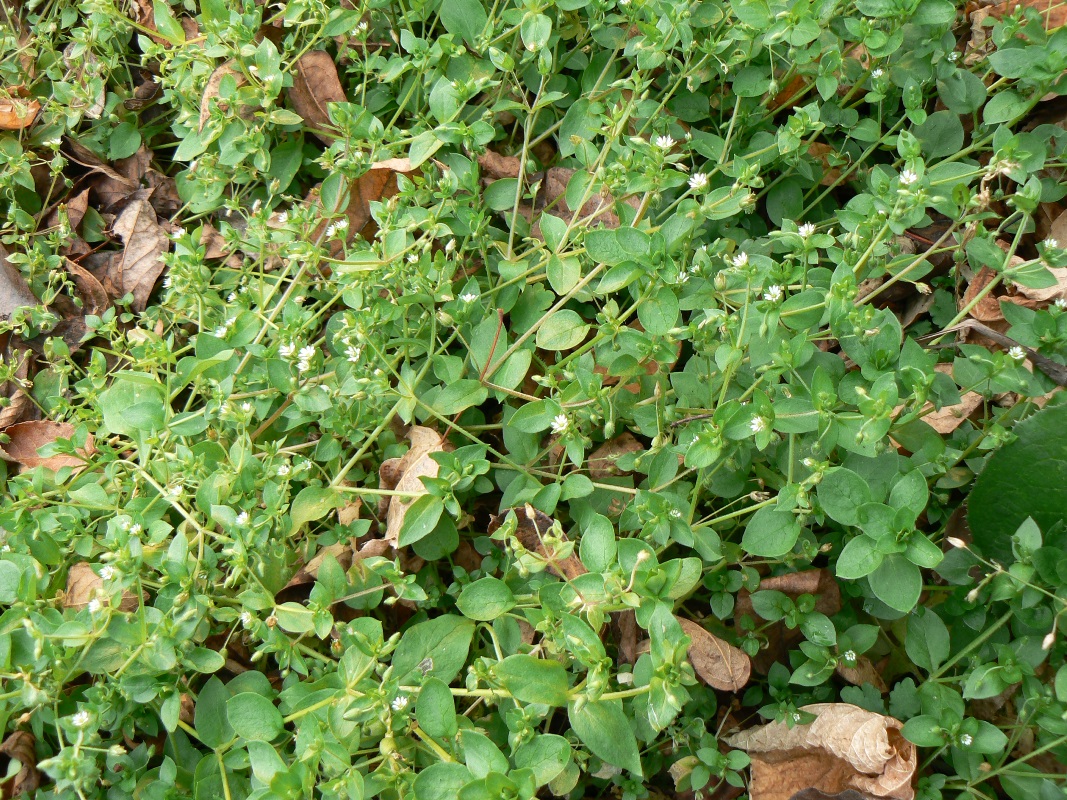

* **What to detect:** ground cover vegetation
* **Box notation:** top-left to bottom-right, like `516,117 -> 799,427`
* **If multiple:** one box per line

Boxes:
0,0 -> 1067,798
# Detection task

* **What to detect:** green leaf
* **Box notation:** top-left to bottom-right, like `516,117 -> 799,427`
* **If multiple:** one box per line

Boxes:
901,715 -> 946,747
194,677 -> 233,749
741,506 -> 801,558
397,494 -> 445,547
227,692 -> 284,742
584,229 -> 626,265
153,0 -> 186,42
496,655 -> 571,706
392,615 -> 475,683
969,404 -> 1067,563
413,762 -> 473,800
461,730 -> 509,778
274,602 -> 315,633
416,677 -> 457,739
536,310 -> 589,350
868,554 -> 922,613
905,608 -> 950,672
983,90 -> 1029,125
568,699 -> 642,775
0,561 -> 21,605
439,0 -> 487,47
433,379 -> 488,415
289,487 -> 341,536
818,468 -> 870,525
514,734 -> 570,786
456,577 -> 516,621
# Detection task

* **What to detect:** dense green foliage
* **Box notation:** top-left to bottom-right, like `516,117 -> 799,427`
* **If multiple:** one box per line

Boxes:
1,0 -> 1066,798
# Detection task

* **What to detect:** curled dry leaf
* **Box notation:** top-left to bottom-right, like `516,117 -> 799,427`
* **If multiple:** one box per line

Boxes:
308,158 -> 414,246
0,421 -> 94,471
64,562 -> 141,612
0,244 -> 38,323
110,193 -> 169,311
0,94 -> 39,130
587,433 -> 645,479
676,616 -> 751,692
0,730 -> 40,798
724,703 -> 917,800
989,0 -> 1067,30
198,60 -> 248,133
835,655 -> 888,693
0,337 -> 31,430
380,425 -> 449,546
289,51 -> 346,143
489,504 -> 587,581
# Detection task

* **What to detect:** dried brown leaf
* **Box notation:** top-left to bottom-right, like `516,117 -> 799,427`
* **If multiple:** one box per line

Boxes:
66,259 -> 110,316
307,158 -> 414,247
0,421 -> 94,471
381,426 -> 449,546
755,569 -> 841,616
587,433 -> 645,479
0,244 -> 37,324
676,616 -> 751,692
477,150 -> 522,179
64,562 -> 140,612
0,730 -> 40,798
0,94 -> 38,130
289,51 -> 347,143
835,655 -> 888,693
111,195 -> 168,311
921,392 -> 983,434
988,0 -> 1067,30
962,266 -> 1006,323
489,504 -> 588,580
198,60 -> 247,133
724,703 -> 916,800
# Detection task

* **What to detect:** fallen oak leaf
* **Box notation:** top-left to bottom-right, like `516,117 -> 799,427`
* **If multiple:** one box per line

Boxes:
724,703 -> 916,800
380,425 -> 450,547
289,50 -> 346,144
675,616 -> 751,692
0,730 -> 40,798
0,421 -> 94,471
110,191 -> 169,311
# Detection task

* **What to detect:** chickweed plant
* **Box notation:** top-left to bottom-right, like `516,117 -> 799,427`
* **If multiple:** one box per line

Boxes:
0,0 -> 1066,798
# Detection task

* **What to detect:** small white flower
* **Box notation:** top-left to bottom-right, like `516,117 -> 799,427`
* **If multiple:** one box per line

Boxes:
87,598 -> 103,614
326,223 -> 339,237
298,345 -> 315,362
791,712 -> 802,723
654,134 -> 675,150
947,51 -> 959,62
71,710 -> 91,728
128,524 -> 142,536
251,198 -> 262,213
188,159 -> 198,171
688,172 -> 708,190
1056,298 -> 1067,309
1008,346 -> 1026,361
277,211 -> 288,224
460,292 -> 478,303
240,611 -> 254,628
1045,238 -> 1059,249
99,565 -> 115,581
899,169 -> 919,186
241,402 -> 252,413
677,270 -> 689,284
749,416 -> 766,433
550,413 -> 569,435
227,292 -> 237,303
958,733 -> 973,747
669,508 -> 683,519
966,587 -> 980,603
842,649 -> 857,663
357,20 -> 369,31
169,227 -> 185,240
445,238 -> 456,253
1042,631 -> 1056,650
946,537 -> 967,549
731,251 -> 749,268
391,695 -> 409,711
235,511 -> 250,526
163,275 -> 172,289
279,342 -> 296,359
871,68 -> 884,79
345,345 -> 362,363
798,222 -> 816,238
763,285 -> 783,303
407,253 -> 419,263
276,464 -> 291,476
214,325 -> 229,338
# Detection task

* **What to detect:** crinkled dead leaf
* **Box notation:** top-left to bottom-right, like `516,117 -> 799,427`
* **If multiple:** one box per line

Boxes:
308,158 -> 414,245
64,562 -> 140,612
289,51 -> 346,143
111,193 -> 168,311
66,259 -> 110,316
489,504 -> 587,580
676,616 -> 751,691
198,60 -> 248,133
921,392 -> 983,435
0,730 -> 40,798
380,425 -> 449,546
0,244 -> 38,323
0,336 -> 31,430
724,703 -> 916,800
0,421 -> 94,471
0,94 -> 39,130
989,0 -> 1067,30
587,433 -> 645,479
